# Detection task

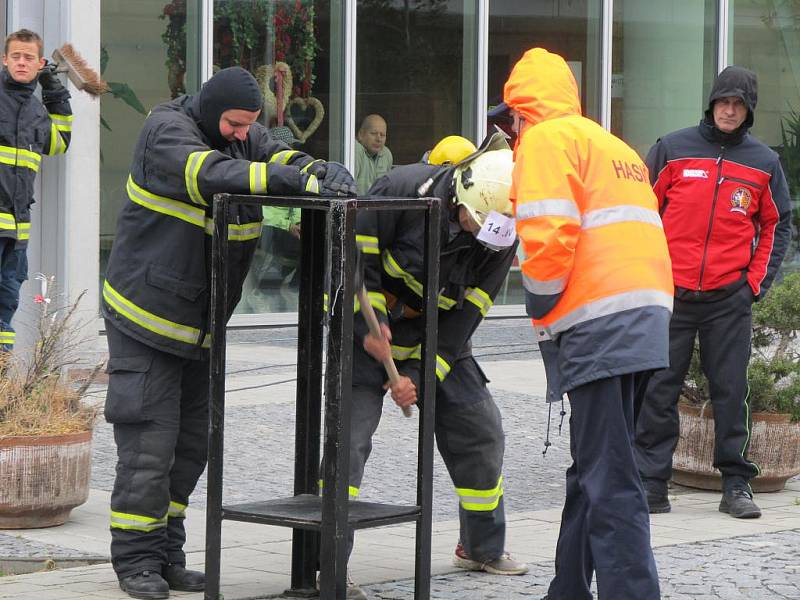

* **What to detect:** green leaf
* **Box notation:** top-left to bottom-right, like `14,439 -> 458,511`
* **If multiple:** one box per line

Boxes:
100,115 -> 112,131
107,82 -> 147,115
100,46 -> 109,75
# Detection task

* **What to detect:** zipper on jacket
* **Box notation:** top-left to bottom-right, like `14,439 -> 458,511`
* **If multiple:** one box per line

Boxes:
697,148 -> 725,291
720,175 -> 763,190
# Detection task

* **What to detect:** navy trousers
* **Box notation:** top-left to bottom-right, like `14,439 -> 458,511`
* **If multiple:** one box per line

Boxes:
0,238 -> 27,351
548,373 -> 660,600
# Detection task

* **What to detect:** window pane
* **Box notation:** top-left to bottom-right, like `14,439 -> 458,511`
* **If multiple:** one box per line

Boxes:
212,0 -> 334,314
100,0 -> 203,282
356,0 -> 470,174
611,1 -> 717,158
488,0 -> 602,306
731,1 -> 800,270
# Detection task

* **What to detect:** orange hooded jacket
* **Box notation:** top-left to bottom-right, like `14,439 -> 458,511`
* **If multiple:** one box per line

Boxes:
506,48 -> 674,392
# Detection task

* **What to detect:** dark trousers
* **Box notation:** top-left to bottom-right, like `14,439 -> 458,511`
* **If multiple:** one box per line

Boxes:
635,286 -> 758,494
548,373 -> 660,600
104,321 -> 209,579
347,355 -> 506,562
0,238 -> 27,351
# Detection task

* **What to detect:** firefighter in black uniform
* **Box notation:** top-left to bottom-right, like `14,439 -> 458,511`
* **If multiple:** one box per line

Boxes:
343,137 -> 528,600
102,67 -> 355,600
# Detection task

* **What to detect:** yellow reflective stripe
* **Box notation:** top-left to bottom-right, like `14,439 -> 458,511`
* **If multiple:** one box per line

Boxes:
301,159 -> 323,173
318,479 -> 359,498
16,222 -> 30,241
368,291 -> 387,316
464,287 -> 493,316
127,175 -> 206,229
228,221 -> 262,241
0,331 -> 15,344
269,150 -> 299,165
0,145 -> 41,171
103,280 -> 205,347
391,344 -> 421,361
49,113 -> 73,131
438,295 -> 456,310
382,250 -> 423,296
356,234 -> 379,255
0,212 -> 15,230
435,355 -> 450,382
323,293 -> 329,312
47,124 -> 67,155
184,150 -> 213,206
455,477 -> 504,512
168,501 -> 187,519
249,162 -> 268,193
110,510 -> 167,532
305,174 -> 320,194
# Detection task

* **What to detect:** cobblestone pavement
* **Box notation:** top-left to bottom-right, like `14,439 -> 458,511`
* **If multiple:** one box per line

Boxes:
355,529 -> 800,600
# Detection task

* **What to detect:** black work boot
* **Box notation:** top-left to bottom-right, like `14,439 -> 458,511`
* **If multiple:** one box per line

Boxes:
719,488 -> 761,519
119,570 -> 170,599
643,479 -> 671,514
163,563 -> 205,591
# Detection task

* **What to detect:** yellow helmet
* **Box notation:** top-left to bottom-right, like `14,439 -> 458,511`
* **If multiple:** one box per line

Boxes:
428,135 -> 478,166
454,149 -> 514,225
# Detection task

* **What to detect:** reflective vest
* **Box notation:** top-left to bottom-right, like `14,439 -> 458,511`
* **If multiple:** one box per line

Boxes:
505,48 -> 673,391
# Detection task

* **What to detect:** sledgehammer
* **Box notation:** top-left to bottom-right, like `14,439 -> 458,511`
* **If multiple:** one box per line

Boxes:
355,270 -> 413,418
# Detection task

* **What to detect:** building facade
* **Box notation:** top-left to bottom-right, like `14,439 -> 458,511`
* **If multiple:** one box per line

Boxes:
8,0 -> 800,342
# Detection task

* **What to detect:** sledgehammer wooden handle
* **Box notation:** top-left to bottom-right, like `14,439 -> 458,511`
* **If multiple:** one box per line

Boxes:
357,286 -> 413,418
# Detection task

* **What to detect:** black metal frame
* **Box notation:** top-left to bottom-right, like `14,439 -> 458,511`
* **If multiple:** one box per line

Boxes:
206,194 -> 441,600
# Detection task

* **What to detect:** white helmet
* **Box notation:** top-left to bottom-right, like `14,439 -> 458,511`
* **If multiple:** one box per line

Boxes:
453,148 -> 514,225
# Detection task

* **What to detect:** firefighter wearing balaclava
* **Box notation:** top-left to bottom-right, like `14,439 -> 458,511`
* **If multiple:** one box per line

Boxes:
635,66 -> 791,521
334,133 -> 528,600
102,67 -> 356,600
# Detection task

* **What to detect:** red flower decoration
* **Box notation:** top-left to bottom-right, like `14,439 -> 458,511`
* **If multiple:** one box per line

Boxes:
34,294 -> 44,304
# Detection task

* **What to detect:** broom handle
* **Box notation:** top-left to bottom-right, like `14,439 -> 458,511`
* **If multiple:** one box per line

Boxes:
357,285 -> 413,418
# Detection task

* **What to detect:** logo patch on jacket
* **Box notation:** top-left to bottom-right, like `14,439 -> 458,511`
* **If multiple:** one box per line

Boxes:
730,187 -> 752,215
682,169 -> 708,179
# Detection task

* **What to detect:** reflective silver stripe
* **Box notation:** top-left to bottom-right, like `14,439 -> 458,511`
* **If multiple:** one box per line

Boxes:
127,176 -> 206,229
391,344 -> 420,361
185,150 -> 213,206
17,222 -> 30,240
270,150 -> 299,164
356,234 -> 379,255
455,477 -> 504,512
168,501 -> 187,519
464,287 -> 493,315
47,124 -> 67,155
382,250 -> 423,295
228,221 -> 262,241
438,295 -> 456,310
0,146 -> 41,170
110,511 -> 167,532
249,162 -> 268,193
522,273 -> 567,295
516,198 -> 581,221
548,289 -> 674,335
435,355 -> 450,381
305,174 -> 320,194
0,331 -> 15,344
0,212 -> 15,229
103,280 -> 205,346
49,113 -> 73,130
581,205 -> 662,230
368,291 -> 387,315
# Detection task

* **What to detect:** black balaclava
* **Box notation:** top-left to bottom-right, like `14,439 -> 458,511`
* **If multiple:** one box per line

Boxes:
701,65 -> 757,145
192,67 -> 263,149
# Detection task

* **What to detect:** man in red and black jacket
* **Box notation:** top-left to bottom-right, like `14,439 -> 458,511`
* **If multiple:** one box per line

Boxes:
635,66 -> 791,520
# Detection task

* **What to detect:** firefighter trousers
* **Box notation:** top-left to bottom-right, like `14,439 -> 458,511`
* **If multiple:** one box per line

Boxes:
104,321 -> 209,580
0,238 -> 27,351
346,353 -> 506,562
548,372 -> 660,600
635,286 -> 759,494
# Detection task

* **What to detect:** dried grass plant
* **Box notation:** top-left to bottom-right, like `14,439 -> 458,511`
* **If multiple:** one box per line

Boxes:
0,275 -> 102,437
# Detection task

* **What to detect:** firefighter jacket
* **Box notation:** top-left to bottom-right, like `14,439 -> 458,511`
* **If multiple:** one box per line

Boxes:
505,48 -> 674,393
646,68 -> 791,302
0,69 -> 71,248
102,95 -> 319,360
355,163 -> 516,388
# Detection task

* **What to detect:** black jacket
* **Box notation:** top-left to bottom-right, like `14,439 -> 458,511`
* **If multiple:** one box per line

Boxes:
355,163 -> 517,387
103,95 -> 318,359
0,69 -> 71,248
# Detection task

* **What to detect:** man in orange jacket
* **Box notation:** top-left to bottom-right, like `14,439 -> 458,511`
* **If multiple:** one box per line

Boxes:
495,48 -> 673,599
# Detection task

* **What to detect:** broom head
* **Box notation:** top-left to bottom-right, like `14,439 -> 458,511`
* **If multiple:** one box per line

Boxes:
51,43 -> 108,97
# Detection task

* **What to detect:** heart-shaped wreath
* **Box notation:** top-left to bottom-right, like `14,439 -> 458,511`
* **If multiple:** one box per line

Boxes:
286,96 -> 325,143
256,62 -> 293,125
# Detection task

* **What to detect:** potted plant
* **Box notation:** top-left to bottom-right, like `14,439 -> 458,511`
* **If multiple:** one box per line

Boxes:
0,276 -> 102,528
673,273 -> 800,492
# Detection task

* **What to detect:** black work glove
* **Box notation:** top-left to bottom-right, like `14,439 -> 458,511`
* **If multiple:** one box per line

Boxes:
37,62 -> 65,92
305,160 -> 357,196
